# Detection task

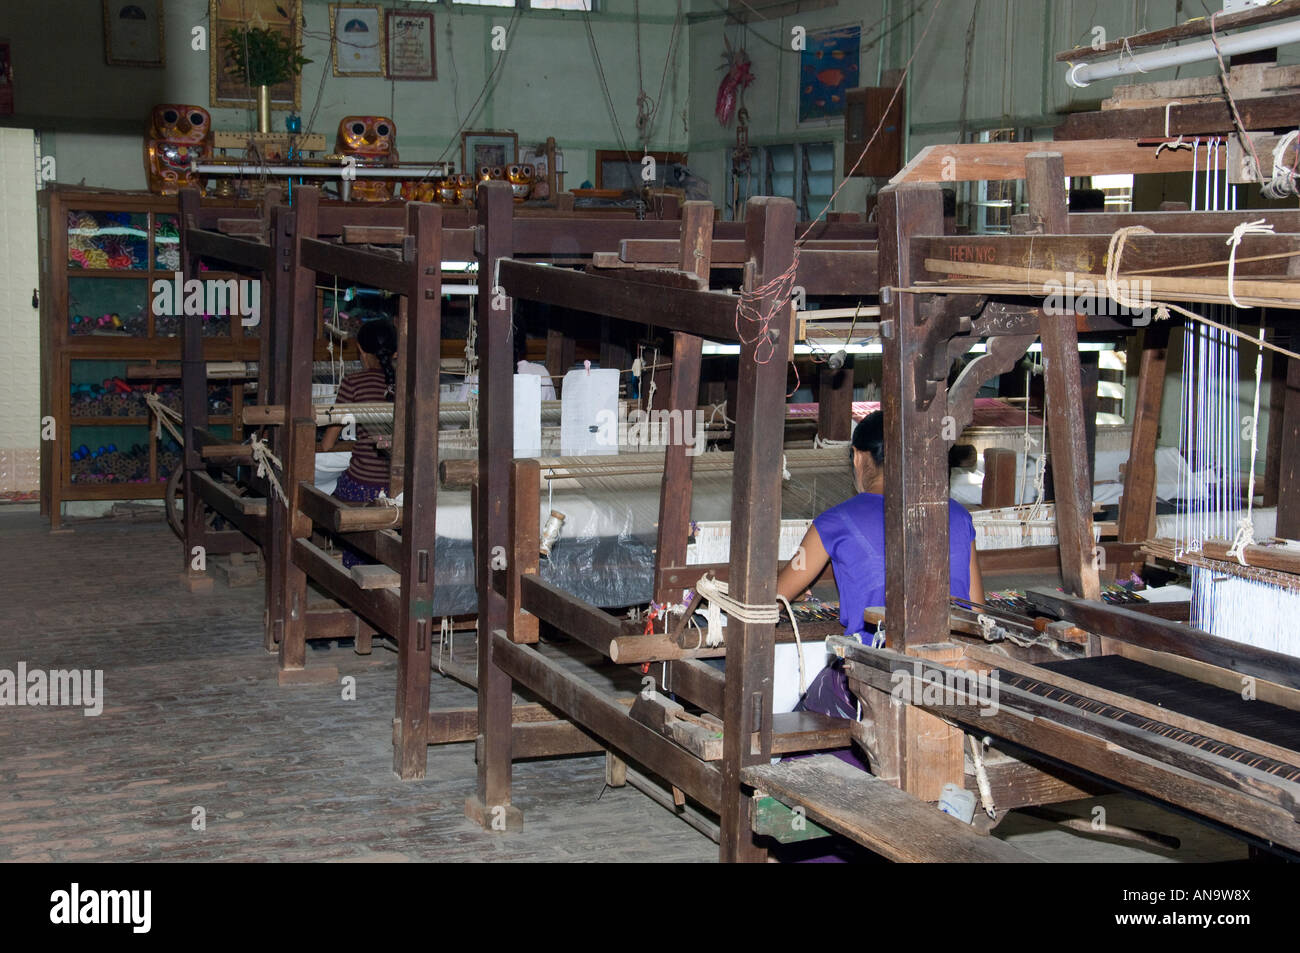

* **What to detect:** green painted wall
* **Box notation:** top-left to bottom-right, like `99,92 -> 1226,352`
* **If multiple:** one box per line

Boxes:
2,0 -> 690,191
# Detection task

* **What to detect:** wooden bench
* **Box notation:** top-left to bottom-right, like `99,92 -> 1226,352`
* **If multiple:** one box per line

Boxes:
742,754 -> 1038,862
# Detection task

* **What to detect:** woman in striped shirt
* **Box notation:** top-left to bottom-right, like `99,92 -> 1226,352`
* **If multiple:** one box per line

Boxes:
320,318 -> 397,566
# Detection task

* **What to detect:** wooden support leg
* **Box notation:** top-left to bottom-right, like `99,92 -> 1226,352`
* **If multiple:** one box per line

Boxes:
717,197 -> 794,863
1116,324 -> 1169,578
605,751 -> 628,788
467,181 -> 522,832
1277,357 -> 1300,540
654,201 -> 713,607
392,203 -> 443,779
1025,153 -> 1101,601
879,183 -> 967,800
278,419 -> 332,685
180,314 -> 213,593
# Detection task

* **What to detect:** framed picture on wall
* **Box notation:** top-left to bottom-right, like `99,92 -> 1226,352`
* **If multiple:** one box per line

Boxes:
798,24 -> 860,124
386,10 -> 435,81
331,4 -> 386,77
103,0 -> 165,68
209,0 -> 303,110
462,130 -> 517,174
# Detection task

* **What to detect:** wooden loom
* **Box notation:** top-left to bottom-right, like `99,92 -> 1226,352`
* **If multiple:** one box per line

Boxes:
769,150 -> 1300,859
459,185 -> 1038,861
249,185 -> 881,781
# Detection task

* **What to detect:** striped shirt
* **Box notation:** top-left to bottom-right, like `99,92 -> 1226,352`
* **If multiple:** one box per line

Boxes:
335,368 -> 392,486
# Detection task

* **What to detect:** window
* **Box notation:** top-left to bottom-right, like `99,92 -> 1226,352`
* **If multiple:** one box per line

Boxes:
594,150 -> 686,191
966,128 -> 1020,234
725,141 -> 834,222
1090,173 -> 1134,212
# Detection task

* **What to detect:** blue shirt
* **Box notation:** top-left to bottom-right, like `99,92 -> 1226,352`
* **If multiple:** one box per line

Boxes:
812,493 -> 976,639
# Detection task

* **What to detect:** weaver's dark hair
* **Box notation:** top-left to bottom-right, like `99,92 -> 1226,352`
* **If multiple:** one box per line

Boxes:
356,318 -> 398,398
852,410 -> 885,466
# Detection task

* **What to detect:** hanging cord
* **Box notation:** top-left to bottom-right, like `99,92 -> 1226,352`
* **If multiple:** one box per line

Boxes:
1207,11 -> 1271,195
1228,323 -> 1267,566
968,734 -> 998,820
249,434 -> 288,507
436,616 -> 454,674
776,593 -> 807,696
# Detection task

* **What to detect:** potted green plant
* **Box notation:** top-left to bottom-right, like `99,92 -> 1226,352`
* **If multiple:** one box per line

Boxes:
222,25 -> 311,133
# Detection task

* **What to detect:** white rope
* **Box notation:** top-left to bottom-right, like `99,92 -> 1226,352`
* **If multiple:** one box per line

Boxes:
694,572 -> 779,648
775,593 -> 806,696
781,453 -> 791,481
249,434 -> 288,506
968,734 -> 998,820
813,435 -> 852,450
1225,219 -> 1275,309
1228,323 -> 1267,566
436,616 -> 453,674
1261,130 -> 1299,200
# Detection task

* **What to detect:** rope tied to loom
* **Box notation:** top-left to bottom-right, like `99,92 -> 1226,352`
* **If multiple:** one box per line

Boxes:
249,434 -> 288,507
1105,226 -> 1169,321
813,435 -> 852,450
1225,219 -> 1275,308
1100,227 -> 1300,363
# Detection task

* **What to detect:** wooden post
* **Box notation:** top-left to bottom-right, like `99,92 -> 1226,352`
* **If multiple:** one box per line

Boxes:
878,184 -> 951,651
878,184 -> 968,801
817,359 -> 855,442
507,459 -> 540,644
653,201 -> 713,607
718,196 -> 794,863
179,295 -> 212,593
262,193 -> 309,651
981,447 -> 1019,509
392,202 -> 443,779
467,181 -> 522,831
1276,357 -> 1300,540
1115,324 -> 1169,577
277,195 -> 320,676
1025,152 -> 1101,601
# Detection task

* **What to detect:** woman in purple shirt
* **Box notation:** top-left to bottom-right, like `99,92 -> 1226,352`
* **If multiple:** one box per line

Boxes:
776,411 -> 983,719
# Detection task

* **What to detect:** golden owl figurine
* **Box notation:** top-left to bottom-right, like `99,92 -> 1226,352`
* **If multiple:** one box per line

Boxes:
144,104 -> 212,195
337,115 -> 398,202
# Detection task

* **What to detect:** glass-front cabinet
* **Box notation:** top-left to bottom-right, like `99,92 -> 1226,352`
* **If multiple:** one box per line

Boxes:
38,188 -> 260,527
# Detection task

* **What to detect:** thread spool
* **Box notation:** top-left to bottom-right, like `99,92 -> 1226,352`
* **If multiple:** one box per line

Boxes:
539,510 -> 566,557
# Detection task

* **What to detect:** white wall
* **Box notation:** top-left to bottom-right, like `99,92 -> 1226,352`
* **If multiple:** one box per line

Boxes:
0,128 -> 40,497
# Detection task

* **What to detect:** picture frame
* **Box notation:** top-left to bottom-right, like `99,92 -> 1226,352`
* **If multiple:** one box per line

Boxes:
103,0 -> 165,68
386,10 -> 435,81
330,4 -> 386,78
209,0 -> 303,110
461,130 -> 518,174
798,24 -> 861,124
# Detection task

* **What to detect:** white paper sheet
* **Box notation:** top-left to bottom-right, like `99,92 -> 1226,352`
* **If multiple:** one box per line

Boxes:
514,373 -> 542,458
561,366 -> 620,456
